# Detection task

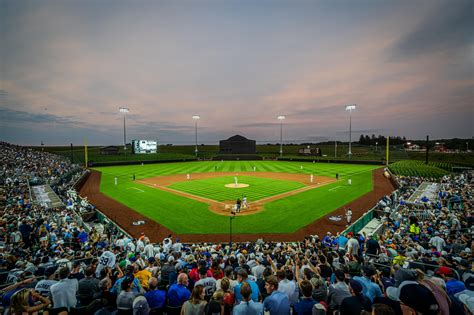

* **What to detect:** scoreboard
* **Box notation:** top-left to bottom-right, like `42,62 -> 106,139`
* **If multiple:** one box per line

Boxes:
132,140 -> 157,154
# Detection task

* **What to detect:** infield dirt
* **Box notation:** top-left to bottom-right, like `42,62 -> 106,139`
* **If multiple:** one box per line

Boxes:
137,172 -> 335,216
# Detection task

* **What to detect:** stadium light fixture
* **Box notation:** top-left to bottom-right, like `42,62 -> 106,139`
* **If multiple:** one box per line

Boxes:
192,115 -> 200,158
119,107 -> 130,151
345,104 -> 356,158
277,115 -> 286,157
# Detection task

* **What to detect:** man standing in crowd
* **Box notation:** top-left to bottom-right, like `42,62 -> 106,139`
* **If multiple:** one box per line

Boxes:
263,275 -> 290,315
346,232 -> 359,256
195,267 -> 217,300
234,269 -> 260,303
167,273 -> 191,307
49,267 -> 79,312
233,282 -> 263,315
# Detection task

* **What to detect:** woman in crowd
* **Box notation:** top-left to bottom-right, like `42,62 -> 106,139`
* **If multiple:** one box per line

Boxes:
10,288 -> 52,315
181,285 -> 207,315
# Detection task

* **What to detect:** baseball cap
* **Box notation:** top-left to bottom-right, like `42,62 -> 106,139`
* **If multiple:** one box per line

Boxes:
387,280 -> 439,314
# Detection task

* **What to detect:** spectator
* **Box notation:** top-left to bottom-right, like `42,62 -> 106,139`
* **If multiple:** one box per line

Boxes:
10,288 -> 51,315
77,266 -> 100,306
195,267 -> 217,301
327,270 -> 351,311
116,277 -> 137,313
168,273 -> 191,308
353,266 -> 383,303
144,277 -> 166,310
234,269 -> 260,303
339,280 -> 372,315
50,266 -> 79,311
292,280 -> 316,315
181,284 -> 207,315
233,282 -> 264,315
263,275 -> 290,315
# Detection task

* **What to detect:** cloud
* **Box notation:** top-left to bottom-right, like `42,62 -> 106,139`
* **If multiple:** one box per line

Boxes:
233,122 -> 288,128
392,1 -> 474,58
335,129 -> 385,135
0,107 -> 81,125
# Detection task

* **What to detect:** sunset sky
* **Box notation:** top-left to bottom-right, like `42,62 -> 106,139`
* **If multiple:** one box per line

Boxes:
1,0 -> 473,145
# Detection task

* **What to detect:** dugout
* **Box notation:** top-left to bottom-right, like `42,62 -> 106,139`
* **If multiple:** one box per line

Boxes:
219,135 -> 256,154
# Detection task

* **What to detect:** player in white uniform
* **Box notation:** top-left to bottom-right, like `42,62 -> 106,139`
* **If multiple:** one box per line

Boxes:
345,208 -> 353,226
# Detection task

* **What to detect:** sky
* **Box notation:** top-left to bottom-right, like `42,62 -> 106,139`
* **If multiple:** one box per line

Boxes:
1,0 -> 473,146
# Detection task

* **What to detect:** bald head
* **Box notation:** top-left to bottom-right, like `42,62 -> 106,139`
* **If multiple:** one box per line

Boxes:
177,273 -> 188,285
148,277 -> 158,290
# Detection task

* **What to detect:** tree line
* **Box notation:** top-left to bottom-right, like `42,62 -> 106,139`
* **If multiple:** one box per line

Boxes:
358,134 -> 407,146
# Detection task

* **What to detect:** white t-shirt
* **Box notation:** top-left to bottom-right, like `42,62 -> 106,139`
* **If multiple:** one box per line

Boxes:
35,279 -> 58,297
347,238 -> 359,255
144,244 -> 155,259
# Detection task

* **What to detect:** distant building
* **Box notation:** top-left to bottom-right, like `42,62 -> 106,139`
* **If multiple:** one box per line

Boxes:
100,146 -> 120,155
219,135 -> 256,154
405,144 -> 421,151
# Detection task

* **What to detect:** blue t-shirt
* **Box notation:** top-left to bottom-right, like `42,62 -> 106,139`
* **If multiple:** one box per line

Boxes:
234,280 -> 260,303
234,300 -> 264,315
293,298 -> 316,315
144,289 -> 167,309
263,291 -> 290,315
167,283 -> 191,307
337,236 -> 348,248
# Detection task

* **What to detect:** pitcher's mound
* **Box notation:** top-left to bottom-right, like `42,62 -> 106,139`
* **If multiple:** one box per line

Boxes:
225,183 -> 249,188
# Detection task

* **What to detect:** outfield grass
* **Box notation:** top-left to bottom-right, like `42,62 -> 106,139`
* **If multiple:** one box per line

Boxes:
94,161 -> 379,234
169,176 -> 305,202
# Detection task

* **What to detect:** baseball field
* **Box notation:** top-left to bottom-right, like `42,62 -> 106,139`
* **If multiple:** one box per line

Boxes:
87,161 -> 387,238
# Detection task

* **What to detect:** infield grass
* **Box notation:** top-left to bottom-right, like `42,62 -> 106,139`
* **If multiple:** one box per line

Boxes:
169,176 -> 305,202
94,161 -> 379,234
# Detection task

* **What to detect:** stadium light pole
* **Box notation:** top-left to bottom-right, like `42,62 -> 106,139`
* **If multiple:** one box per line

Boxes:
345,104 -> 356,159
119,107 -> 130,152
192,115 -> 200,158
277,115 -> 285,157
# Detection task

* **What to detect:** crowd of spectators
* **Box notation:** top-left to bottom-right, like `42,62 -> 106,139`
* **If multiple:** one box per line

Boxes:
0,142 -> 473,315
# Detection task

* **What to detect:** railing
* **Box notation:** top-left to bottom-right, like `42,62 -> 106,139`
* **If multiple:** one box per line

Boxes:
341,207 -> 377,235
95,208 -> 132,242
